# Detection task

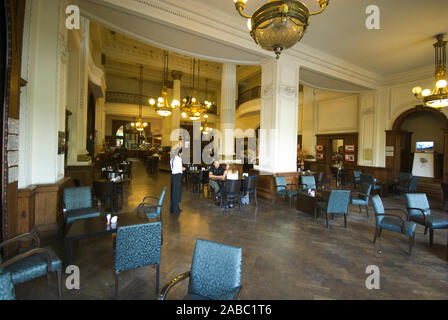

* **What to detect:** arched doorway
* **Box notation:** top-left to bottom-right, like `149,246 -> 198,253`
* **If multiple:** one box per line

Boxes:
388,106 -> 448,182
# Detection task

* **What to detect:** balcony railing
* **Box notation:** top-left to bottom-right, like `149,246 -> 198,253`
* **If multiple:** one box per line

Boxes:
237,86 -> 261,108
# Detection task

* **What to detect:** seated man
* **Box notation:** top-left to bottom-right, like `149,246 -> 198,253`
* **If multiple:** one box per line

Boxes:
209,160 -> 225,199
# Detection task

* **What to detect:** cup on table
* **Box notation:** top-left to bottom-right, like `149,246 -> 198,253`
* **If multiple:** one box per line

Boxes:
106,214 -> 112,225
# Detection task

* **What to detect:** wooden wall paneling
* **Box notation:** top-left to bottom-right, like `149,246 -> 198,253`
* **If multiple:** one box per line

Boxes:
66,165 -> 94,187
17,186 -> 36,234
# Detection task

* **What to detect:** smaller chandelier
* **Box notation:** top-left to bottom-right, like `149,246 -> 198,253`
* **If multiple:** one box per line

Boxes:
413,34 -> 448,109
131,65 -> 149,132
234,0 -> 330,59
131,119 -> 148,132
154,51 -> 176,117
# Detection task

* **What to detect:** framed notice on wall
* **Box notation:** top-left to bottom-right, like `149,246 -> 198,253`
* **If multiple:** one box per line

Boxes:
316,153 -> 324,160
345,154 -> 356,162
345,145 -> 355,153
316,145 -> 324,152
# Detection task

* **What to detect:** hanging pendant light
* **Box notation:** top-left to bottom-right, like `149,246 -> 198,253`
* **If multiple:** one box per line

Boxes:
413,34 -> 448,108
234,0 -> 330,59
156,51 -> 175,117
131,65 -> 148,132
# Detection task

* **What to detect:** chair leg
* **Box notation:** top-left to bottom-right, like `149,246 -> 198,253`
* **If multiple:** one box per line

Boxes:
114,274 -> 119,300
378,228 -> 383,238
429,229 -> 434,247
373,228 -> 379,244
326,212 -> 329,229
155,264 -> 160,295
254,190 -> 258,207
57,270 -> 62,300
424,227 -> 428,235
359,205 -> 362,213
344,214 -> 347,228
409,236 -> 414,256
365,206 -> 370,219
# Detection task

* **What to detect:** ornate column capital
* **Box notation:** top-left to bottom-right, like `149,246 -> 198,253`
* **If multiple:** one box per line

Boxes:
172,71 -> 183,81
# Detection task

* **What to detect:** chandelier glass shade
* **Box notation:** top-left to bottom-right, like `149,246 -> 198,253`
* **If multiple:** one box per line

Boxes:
234,0 -> 329,59
131,65 -> 148,132
412,34 -> 448,108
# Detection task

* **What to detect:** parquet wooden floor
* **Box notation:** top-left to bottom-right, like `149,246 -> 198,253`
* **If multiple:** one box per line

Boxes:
14,161 -> 448,300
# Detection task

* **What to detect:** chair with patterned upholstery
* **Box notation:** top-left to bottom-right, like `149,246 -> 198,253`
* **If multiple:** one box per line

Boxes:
372,195 -> 416,255
63,186 -> 101,226
114,222 -> 162,300
0,271 -> 15,300
0,232 -> 62,299
351,182 -> 372,218
406,193 -> 448,247
352,170 -> 363,189
299,175 -> 316,192
159,239 -> 242,300
274,176 -> 299,208
316,190 -> 351,229
135,187 -> 167,220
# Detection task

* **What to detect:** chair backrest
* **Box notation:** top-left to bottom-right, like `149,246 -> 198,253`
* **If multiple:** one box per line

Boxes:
327,190 -> 351,214
188,239 -> 242,300
406,193 -> 431,217
156,187 -> 167,216
353,170 -> 362,182
317,172 -> 325,183
226,179 -> 241,194
115,222 -> 162,274
300,175 -> 316,191
63,187 -> 93,211
93,181 -> 115,199
360,174 -> 376,185
371,195 -> 386,226
442,183 -> 448,201
409,176 -> 420,192
247,175 -> 258,191
399,172 -> 413,185
201,171 -> 209,184
274,176 -> 287,193
359,182 -> 372,200
0,272 -> 15,300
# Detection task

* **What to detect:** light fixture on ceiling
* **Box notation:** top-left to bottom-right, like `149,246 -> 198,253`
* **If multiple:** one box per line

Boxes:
131,65 -> 148,132
181,58 -> 214,121
155,51 -> 175,117
413,34 -> 448,109
234,0 -> 330,59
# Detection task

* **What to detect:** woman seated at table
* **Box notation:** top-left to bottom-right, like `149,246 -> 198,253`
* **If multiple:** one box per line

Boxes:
224,164 -> 239,180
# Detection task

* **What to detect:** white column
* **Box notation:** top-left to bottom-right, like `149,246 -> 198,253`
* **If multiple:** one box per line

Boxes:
220,63 -> 237,162
257,57 -> 299,174
19,0 -> 68,186
171,71 -> 182,146
301,86 -> 317,157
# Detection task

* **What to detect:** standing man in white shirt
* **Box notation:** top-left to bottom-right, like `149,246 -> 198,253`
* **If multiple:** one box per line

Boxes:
170,149 -> 185,214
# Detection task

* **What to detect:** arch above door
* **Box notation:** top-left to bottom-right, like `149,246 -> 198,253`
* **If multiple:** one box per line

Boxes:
392,105 -> 448,131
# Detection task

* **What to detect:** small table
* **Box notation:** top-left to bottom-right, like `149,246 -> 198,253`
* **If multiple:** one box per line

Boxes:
296,191 -> 330,216
64,212 -> 157,266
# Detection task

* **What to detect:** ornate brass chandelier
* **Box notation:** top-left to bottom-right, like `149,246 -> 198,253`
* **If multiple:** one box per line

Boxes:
181,58 -> 214,121
412,34 -> 448,108
234,0 -> 330,59
131,65 -> 148,132
152,51 -> 177,117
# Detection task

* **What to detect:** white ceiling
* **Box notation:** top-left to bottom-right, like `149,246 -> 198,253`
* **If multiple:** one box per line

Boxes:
192,0 -> 448,76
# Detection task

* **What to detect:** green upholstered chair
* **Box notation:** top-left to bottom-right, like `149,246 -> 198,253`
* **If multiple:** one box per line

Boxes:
300,175 -> 316,192
352,170 -> 363,189
159,239 -> 242,300
0,271 -> 15,300
63,186 -> 101,225
274,176 -> 299,208
406,193 -> 448,247
360,174 -> 382,195
136,187 -> 167,220
372,195 -> 416,255
351,182 -> 372,218
114,222 -> 162,300
395,172 -> 413,194
0,233 -> 62,300
316,190 -> 351,229
397,176 -> 420,194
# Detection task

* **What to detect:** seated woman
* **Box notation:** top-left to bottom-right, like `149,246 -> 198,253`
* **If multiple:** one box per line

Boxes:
223,164 -> 239,208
